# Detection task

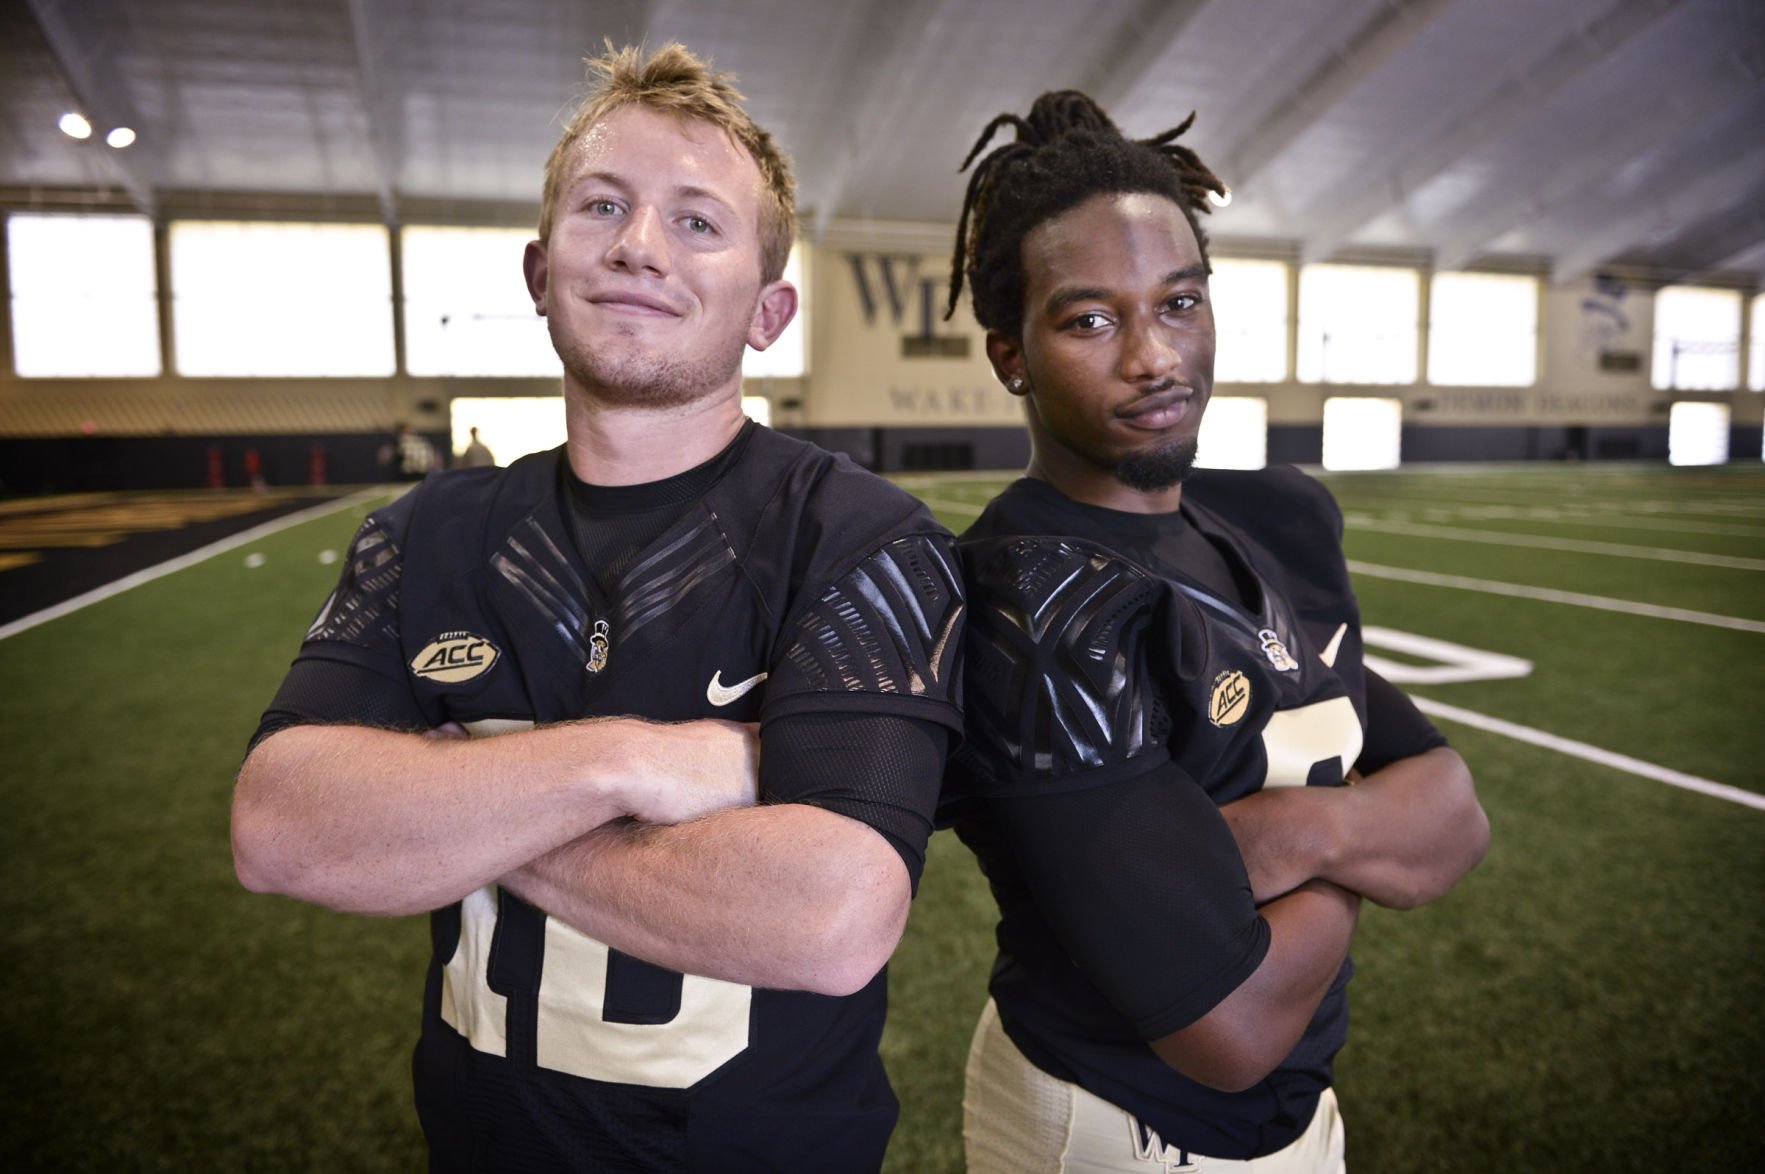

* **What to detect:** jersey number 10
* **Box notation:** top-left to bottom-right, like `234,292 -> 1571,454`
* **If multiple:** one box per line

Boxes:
440,884 -> 754,1088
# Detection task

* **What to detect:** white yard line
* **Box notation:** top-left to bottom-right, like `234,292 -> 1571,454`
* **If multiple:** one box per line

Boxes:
1333,489 -> 1765,518
0,488 -> 388,642
1347,560 -> 1765,634
1347,501 -> 1765,537
1413,697 -> 1765,813
1465,508 -> 1765,538
1345,517 -> 1765,571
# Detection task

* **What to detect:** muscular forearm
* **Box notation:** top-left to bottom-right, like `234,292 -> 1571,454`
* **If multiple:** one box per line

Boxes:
499,804 -> 911,997
1320,747 -> 1488,908
231,718 -> 756,916
1224,747 -> 1488,908
1151,879 -> 1359,1091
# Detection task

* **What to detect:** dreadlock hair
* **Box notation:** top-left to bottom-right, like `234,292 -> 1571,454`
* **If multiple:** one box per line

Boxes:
946,90 -> 1227,336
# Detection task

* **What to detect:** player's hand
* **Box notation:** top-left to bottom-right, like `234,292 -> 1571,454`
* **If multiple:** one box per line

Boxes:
615,717 -> 761,826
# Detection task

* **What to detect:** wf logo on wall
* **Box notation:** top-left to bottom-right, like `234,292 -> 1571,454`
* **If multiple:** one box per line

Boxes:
844,254 -> 970,358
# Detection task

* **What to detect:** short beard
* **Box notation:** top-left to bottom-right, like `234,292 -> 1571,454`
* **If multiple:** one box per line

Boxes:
552,327 -> 745,410
1115,440 -> 1197,493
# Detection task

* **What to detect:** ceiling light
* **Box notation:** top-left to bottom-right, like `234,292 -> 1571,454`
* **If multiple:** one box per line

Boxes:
106,126 -> 137,149
1207,187 -> 1232,209
59,112 -> 93,139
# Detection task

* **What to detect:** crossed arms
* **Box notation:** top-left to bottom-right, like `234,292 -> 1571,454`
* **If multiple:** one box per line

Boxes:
232,712 -> 913,997
979,691 -> 1487,1093
1175,739 -> 1488,1090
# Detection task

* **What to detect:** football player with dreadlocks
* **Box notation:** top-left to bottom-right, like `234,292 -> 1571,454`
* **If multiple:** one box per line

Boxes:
939,91 -> 1488,1173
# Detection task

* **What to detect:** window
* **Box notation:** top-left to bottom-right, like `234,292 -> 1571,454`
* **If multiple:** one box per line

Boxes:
171,221 -> 394,376
1429,271 -> 1537,386
1196,396 -> 1267,469
1211,259 -> 1288,383
1749,293 -> 1763,392
7,213 -> 161,377
1321,396 -> 1403,470
741,245 -> 806,379
1298,264 -> 1418,384
448,396 -> 564,465
403,227 -> 559,377
1667,402 -> 1729,466
1651,285 -> 1741,391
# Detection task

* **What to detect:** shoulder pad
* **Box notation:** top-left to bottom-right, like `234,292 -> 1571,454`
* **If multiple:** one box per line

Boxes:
769,532 -> 964,702
961,537 -> 1165,778
305,506 -> 407,646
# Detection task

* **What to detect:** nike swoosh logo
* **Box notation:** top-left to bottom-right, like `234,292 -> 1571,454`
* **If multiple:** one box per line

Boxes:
707,670 -> 767,707
1319,622 -> 1348,668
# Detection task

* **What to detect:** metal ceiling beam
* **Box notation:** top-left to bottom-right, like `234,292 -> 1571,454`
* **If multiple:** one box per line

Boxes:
1079,0 -> 1213,112
1433,26 -> 1763,271
344,0 -> 403,225
1215,0 -> 1456,190
1548,145 -> 1765,283
1298,0 -> 1687,264
1602,174 -> 1765,287
1693,238 -> 1765,284
25,0 -> 158,218
802,0 -> 957,239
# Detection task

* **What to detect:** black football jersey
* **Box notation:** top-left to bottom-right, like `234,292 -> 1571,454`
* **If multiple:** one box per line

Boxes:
276,427 -> 964,1172
942,467 -> 1386,1160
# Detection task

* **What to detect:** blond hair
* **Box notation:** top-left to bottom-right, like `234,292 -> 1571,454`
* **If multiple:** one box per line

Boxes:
538,42 -> 797,283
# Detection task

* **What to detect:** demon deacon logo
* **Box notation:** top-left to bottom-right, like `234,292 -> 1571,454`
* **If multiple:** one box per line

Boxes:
410,632 -> 500,684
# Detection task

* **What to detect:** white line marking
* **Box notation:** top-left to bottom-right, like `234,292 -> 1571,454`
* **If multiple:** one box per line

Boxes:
1412,696 -> 1765,813
0,489 -> 389,642
1346,517 -> 1765,571
1347,560 -> 1765,634
1361,625 -> 1533,684
1445,505 -> 1765,538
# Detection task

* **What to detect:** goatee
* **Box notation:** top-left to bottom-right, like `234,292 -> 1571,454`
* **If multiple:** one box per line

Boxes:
1115,440 -> 1197,493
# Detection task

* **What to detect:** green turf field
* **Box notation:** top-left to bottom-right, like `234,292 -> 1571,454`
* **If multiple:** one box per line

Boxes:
3,463 -> 1761,1171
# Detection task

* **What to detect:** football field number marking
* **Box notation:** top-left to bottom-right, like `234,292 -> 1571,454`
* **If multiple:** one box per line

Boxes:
1361,626 -> 1533,685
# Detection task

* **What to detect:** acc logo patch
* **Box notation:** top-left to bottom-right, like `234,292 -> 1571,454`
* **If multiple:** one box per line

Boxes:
410,632 -> 500,684
1209,670 -> 1251,727
1258,628 -> 1299,672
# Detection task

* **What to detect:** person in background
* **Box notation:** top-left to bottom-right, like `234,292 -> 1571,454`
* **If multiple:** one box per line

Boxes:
458,425 -> 497,468
382,421 -> 441,480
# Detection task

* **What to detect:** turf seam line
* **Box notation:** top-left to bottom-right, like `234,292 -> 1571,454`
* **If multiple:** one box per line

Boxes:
1347,560 -> 1765,634
0,488 -> 390,642
1412,696 -> 1765,812
1344,518 -> 1765,571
